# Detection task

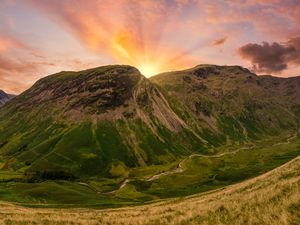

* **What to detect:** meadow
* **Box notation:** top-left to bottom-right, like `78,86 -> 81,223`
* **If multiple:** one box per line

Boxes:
0,133 -> 299,210
0,152 -> 299,224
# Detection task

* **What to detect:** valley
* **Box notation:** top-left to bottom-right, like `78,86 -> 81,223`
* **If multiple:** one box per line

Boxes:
99,131 -> 298,194
0,131 -> 299,208
0,148 -> 300,225
2,1 -> 300,224
0,64 -> 299,210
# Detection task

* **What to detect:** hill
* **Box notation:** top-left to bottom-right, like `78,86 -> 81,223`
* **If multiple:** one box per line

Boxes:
0,65 -> 201,179
151,65 -> 300,145
0,64 -> 299,206
0,155 -> 299,225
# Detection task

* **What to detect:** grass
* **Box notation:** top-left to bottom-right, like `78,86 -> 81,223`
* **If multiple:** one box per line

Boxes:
116,135 -> 300,199
0,181 -> 140,208
0,171 -> 23,182
0,154 -> 299,224
0,135 -> 298,209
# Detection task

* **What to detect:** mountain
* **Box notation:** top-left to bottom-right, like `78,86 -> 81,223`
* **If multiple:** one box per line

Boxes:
0,65 -> 204,179
0,64 -> 299,180
0,90 -> 15,107
151,65 -> 300,145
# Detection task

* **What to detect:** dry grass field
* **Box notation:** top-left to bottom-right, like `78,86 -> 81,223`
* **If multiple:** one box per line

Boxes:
0,156 -> 299,225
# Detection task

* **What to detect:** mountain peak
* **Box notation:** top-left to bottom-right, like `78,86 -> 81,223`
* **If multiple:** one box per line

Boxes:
7,64 -> 184,132
16,65 -> 143,111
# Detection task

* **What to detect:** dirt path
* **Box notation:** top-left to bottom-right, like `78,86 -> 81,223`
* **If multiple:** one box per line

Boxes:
83,132 -> 298,194
146,144 -> 256,181
105,179 -> 133,194
272,132 -> 298,146
105,144 -> 257,193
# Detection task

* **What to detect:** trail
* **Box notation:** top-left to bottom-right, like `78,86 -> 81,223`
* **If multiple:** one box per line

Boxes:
104,143 -> 257,193
272,132 -> 298,146
146,144 -> 256,181
81,132 -> 298,194
105,179 -> 133,194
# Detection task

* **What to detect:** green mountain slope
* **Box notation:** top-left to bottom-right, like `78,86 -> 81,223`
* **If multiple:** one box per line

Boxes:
151,65 -> 300,146
0,65 -> 206,179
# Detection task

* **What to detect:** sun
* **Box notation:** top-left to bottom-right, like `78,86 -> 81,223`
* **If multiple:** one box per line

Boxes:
138,63 -> 160,77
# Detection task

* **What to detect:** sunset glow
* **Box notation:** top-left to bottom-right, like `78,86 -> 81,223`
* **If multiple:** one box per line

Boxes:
1,0 -> 300,93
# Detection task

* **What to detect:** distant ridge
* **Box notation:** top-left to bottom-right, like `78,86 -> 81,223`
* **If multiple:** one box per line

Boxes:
0,90 -> 15,107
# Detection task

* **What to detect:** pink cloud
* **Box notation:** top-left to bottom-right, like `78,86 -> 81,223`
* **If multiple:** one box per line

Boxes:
25,0 -> 204,76
0,35 -> 26,52
1,0 -> 300,93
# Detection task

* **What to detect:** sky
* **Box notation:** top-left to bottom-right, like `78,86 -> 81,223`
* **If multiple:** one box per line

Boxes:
1,0 -> 300,94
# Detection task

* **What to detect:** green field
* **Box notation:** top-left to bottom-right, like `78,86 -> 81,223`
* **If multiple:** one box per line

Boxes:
0,133 -> 299,208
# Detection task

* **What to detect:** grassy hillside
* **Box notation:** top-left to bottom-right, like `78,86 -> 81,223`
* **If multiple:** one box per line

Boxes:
0,65 -> 206,179
151,65 -> 300,146
0,155 -> 299,225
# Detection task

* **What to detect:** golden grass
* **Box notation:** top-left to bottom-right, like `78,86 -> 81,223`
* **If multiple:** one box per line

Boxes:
1,156 -> 300,225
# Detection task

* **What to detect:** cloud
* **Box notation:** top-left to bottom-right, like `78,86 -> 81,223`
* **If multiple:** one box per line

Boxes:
24,0 -> 204,76
1,0 -> 299,93
0,35 -> 26,52
202,0 -> 300,40
238,37 -> 300,73
287,36 -> 300,64
26,0 -> 300,59
0,54 -> 57,93
212,37 -> 227,46
0,34 -> 57,93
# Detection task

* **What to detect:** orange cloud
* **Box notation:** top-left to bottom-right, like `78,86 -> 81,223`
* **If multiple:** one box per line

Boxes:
26,0 -> 200,76
1,0 -> 299,94
27,0 -> 300,77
